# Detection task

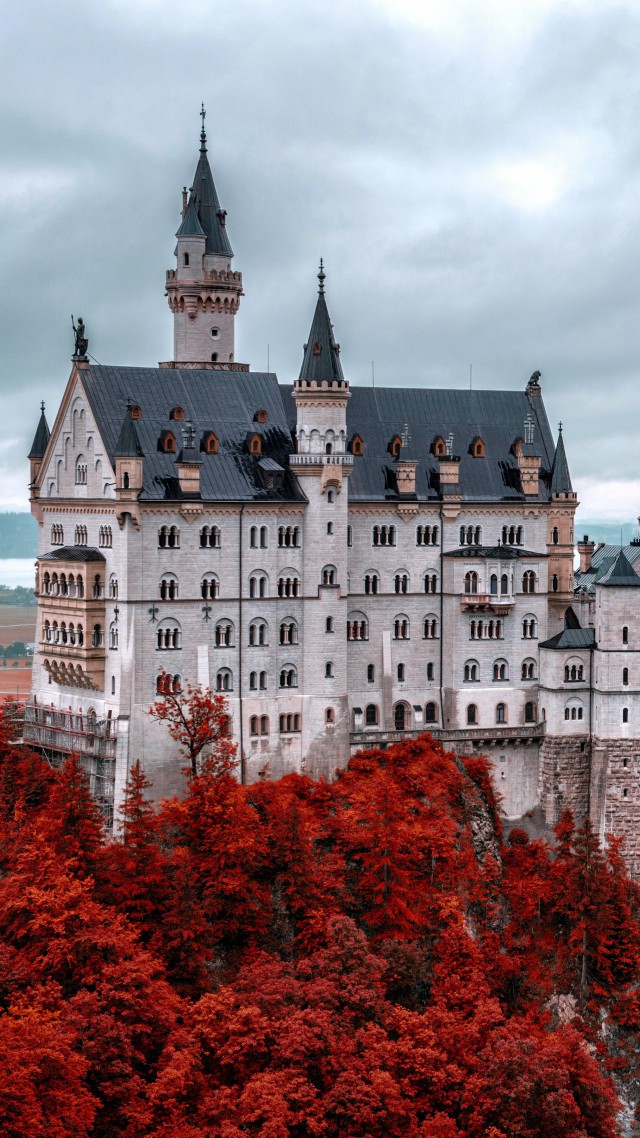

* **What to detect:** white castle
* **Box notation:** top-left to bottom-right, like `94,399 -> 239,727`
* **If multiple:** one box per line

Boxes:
24,119 -> 640,872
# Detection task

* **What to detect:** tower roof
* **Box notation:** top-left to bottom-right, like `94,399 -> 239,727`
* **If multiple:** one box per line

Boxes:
28,402 -> 50,460
175,194 -> 206,239
550,424 -> 572,494
298,263 -> 345,384
114,405 -> 144,458
599,548 -> 640,587
184,109 -> 233,257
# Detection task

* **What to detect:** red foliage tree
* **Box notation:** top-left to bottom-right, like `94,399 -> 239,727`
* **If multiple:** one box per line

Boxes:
149,674 -> 237,778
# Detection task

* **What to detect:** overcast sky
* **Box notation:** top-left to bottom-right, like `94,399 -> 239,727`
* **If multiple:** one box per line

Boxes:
2,0 -> 640,525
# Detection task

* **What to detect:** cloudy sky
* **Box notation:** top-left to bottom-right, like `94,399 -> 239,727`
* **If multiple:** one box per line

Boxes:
2,0 -> 640,524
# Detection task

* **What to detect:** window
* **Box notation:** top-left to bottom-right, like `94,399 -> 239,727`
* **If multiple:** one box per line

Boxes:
327,489 -> 334,503
424,573 -> 438,594
278,526 -> 301,548
521,659 -> 536,680
202,432 -> 218,455
467,704 -> 477,725
123,473 -> 130,490
425,702 -> 438,723
159,525 -> 180,549
248,619 -> 268,646
279,713 -> 301,734
250,526 -> 258,548
279,619 -> 298,646
393,616 -> 409,640
460,525 -> 482,546
216,668 -> 233,692
417,524 -> 439,546
51,524 -> 64,545
159,574 -> 179,601
347,615 -> 368,641
183,253 -> 190,266
522,614 -> 537,639
170,406 -> 184,421
372,525 -> 396,547
464,571 -> 479,595
260,715 -> 269,735
502,525 -> 524,547
501,574 -> 509,595
522,570 -> 536,594
365,704 -> 378,726
75,455 -> 87,485
99,526 -> 112,548
395,572 -> 408,594
109,574 -> 118,599
160,431 -> 176,453
325,661 -> 334,678
552,526 -> 559,544
326,617 -> 334,633
364,573 -> 379,595
493,660 -> 508,681
496,703 -> 506,724
551,574 -> 559,593
423,615 -> 438,639
130,404 -> 141,420
249,715 -> 259,735
471,438 -> 485,459
623,708 -> 629,723
426,663 -> 434,681
156,620 -> 181,650
325,707 -> 335,725
254,409 -> 268,424
367,664 -> 375,683
249,573 -> 268,598
75,524 -> 88,546
214,620 -> 234,648
524,701 -> 536,723
464,661 -> 479,682
201,574 -> 219,600
397,663 -> 405,682
394,703 -> 410,730
199,525 -> 220,548
322,565 -> 337,586
623,667 -> 629,686
156,673 -> 181,695
279,666 -> 298,688
623,626 -> 629,645
278,574 -> 300,598
350,434 -> 364,456
347,525 -> 353,547
490,574 -> 498,595
109,624 -> 118,650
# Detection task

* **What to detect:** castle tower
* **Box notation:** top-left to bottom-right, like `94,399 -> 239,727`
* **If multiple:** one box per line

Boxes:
28,402 -> 50,497
548,423 -> 577,622
164,108 -> 243,369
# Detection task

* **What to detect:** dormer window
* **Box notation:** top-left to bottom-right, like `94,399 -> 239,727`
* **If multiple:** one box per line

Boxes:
312,342 -> 322,356
201,431 -> 218,455
248,433 -> 262,456
254,409 -> 268,424
470,437 -> 485,458
159,430 -> 176,454
170,407 -> 184,421
350,434 -> 364,456
389,435 -> 402,458
432,436 -> 446,457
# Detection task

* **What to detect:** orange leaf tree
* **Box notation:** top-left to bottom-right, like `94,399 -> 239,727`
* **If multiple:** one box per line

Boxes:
149,673 -> 237,779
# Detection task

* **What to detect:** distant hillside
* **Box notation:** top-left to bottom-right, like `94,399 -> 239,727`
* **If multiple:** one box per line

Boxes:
576,519 -> 638,547
0,513 -> 37,558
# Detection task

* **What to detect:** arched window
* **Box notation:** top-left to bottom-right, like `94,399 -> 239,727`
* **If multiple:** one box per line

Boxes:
325,661 -> 334,678
623,667 -> 629,686
201,574 -> 219,600
91,624 -> 104,648
202,432 -> 218,455
214,619 -> 234,648
249,715 -> 259,736
279,665 -> 298,689
524,701 -> 536,723
322,565 -> 337,586
394,702 -> 410,730
279,619 -> 298,646
467,704 -> 477,725
395,572 -> 409,594
464,571 -> 479,595
364,572 -> 379,595
249,526 -> 258,548
417,524 -> 439,546
248,619 -> 268,646
623,707 -> 629,723
424,572 -> 438,594
397,663 -> 405,682
75,524 -> 88,546
159,574 -> 179,601
347,612 -> 369,641
170,406 -> 184,421
279,713 -> 301,734
496,703 -> 506,724
109,574 -> 118,599
249,573 -> 268,599
427,662 -> 434,680
216,668 -> 233,692
521,659 -> 536,680
490,574 -> 498,595
623,626 -> 629,645
326,616 -> 334,633
372,525 -> 396,547
522,570 -> 536,594
501,574 -> 509,595
464,660 -> 479,682
389,435 -> 402,458
156,619 -> 181,650
471,438 -> 485,458
493,659 -> 508,681
109,623 -> 118,650
199,525 -> 220,549
432,436 -> 446,457
564,659 -> 584,682
260,715 -> 269,735
160,431 -> 176,453
164,525 -> 180,548
552,526 -> 559,545
425,702 -> 438,724
325,707 -> 335,725
551,574 -> 559,593
350,434 -> 364,456
393,616 -> 409,640
75,455 -> 87,485
423,615 -> 438,639
51,524 -> 64,545
365,704 -> 378,726
278,525 -> 301,548
522,614 -> 537,639
99,526 -> 113,548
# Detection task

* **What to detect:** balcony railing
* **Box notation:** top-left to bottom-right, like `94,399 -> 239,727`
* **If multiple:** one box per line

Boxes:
350,722 -> 546,748
460,593 -> 515,611
289,453 -> 354,467
22,700 -> 117,761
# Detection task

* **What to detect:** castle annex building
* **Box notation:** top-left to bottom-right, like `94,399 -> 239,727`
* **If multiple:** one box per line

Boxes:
25,121 -> 639,866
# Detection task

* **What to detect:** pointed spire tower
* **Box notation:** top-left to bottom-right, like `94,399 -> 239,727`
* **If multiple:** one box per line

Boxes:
114,403 -> 144,528
548,422 -> 578,617
163,106 -> 244,370
28,401 -> 50,494
291,263 -> 351,488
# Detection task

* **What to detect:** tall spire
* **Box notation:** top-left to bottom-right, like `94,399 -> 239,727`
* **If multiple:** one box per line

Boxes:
114,402 -> 144,458
184,105 -> 233,257
550,422 -> 573,495
298,263 -> 345,384
28,401 -> 50,460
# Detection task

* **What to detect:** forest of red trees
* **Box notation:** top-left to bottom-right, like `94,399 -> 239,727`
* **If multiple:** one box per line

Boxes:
0,697 -> 638,1137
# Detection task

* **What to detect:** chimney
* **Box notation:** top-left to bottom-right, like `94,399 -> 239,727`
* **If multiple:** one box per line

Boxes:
577,534 -> 595,574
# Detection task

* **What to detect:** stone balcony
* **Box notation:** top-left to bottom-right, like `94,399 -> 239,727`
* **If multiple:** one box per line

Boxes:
350,722 -> 545,749
460,593 -> 515,612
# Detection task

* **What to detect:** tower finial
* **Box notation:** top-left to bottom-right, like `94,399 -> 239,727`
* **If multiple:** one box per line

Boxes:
200,103 -> 207,152
40,400 -> 45,414
318,257 -> 325,294
558,421 -> 563,433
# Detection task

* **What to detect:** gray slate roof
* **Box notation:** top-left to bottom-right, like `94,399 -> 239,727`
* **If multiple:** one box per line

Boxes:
539,628 -> 596,650
185,131 -> 233,257
78,365 -> 303,504
550,427 -> 573,495
283,385 -> 558,502
40,546 -> 105,563
299,284 -> 345,384
114,407 -> 144,458
598,548 -> 640,587
575,542 -> 640,592
28,405 -> 50,460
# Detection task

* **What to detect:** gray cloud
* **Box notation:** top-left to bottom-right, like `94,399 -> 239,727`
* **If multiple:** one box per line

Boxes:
2,0 -> 640,521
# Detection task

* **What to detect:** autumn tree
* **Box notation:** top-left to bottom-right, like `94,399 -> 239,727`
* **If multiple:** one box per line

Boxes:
149,673 -> 237,778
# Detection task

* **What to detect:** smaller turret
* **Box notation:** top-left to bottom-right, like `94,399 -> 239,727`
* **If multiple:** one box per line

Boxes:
28,401 -> 50,494
114,403 -> 144,527
176,422 -> 202,496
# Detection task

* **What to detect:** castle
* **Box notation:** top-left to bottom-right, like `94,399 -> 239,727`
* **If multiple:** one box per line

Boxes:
24,120 -> 640,871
